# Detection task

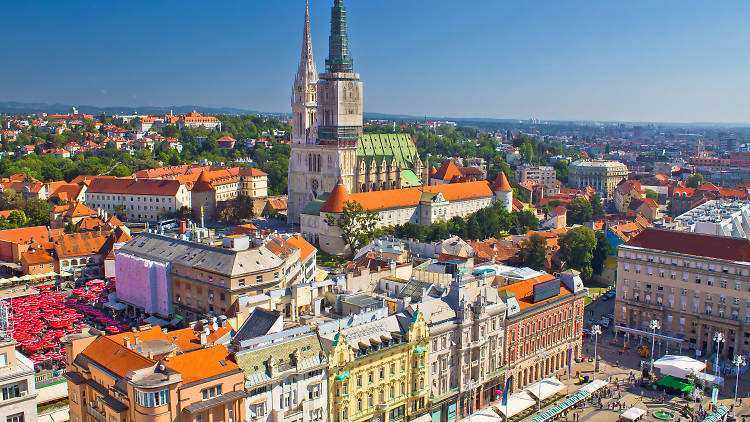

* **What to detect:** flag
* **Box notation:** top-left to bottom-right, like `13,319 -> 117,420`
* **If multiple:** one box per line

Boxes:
501,376 -> 512,406
568,348 -> 572,375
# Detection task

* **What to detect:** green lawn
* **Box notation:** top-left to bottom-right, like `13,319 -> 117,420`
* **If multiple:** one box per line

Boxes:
316,251 -> 348,268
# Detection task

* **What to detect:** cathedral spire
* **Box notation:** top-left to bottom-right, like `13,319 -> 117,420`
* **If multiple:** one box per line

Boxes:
325,0 -> 354,73
297,0 -> 317,81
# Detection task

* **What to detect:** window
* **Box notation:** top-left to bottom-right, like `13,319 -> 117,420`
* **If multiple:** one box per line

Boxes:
1,384 -> 22,400
309,384 -> 321,399
135,389 -> 170,407
250,403 -> 266,420
6,413 -> 23,422
356,375 -> 362,386
0,353 -> 7,367
201,385 -> 222,400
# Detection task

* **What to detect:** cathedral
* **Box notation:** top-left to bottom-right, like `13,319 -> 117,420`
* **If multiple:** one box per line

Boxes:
287,0 -> 427,224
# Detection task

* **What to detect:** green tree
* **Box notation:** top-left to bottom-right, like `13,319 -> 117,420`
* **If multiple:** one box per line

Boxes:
325,200 -> 379,256
589,194 -> 605,219
518,233 -> 547,271
566,197 -> 593,224
515,209 -> 539,234
553,160 -> 568,183
686,173 -> 704,188
644,189 -> 658,201
520,142 -> 534,163
559,226 -> 597,280
6,210 -> 26,228
592,231 -> 610,275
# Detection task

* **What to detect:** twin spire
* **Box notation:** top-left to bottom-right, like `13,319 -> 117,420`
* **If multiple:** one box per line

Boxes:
297,0 -> 354,77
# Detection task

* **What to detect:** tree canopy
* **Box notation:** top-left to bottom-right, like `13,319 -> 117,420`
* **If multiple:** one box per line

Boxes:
518,233 -> 547,271
686,173 -> 704,188
325,200 -> 379,257
566,197 -> 593,225
558,226 -> 597,280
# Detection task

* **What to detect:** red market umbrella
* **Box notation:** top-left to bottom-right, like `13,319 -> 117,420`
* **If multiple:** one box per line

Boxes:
105,326 -> 120,334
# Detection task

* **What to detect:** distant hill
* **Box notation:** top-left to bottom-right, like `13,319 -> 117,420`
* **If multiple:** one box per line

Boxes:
0,101 -> 272,117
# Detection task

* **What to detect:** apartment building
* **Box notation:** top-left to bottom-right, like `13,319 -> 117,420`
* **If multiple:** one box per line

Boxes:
233,322 -> 327,422
64,322 -> 245,422
318,310 -> 431,422
0,338 -> 37,422
615,229 -> 750,358
500,271 -> 586,392
405,274 -> 507,421
115,233 -> 307,322
179,168 -> 268,221
515,165 -> 557,192
86,178 -> 191,222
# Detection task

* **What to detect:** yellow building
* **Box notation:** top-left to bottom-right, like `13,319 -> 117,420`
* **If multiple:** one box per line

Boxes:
323,311 -> 431,422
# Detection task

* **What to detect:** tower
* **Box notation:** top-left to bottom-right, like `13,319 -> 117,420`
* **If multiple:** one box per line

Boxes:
288,0 -> 362,225
492,172 -> 513,212
291,0 -> 318,145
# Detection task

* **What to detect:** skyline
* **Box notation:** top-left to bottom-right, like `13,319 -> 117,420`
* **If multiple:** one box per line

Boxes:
1,1 -> 750,123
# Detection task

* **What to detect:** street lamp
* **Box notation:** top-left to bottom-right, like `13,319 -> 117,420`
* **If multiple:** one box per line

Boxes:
732,355 -> 745,419
465,378 -> 477,422
713,332 -> 725,379
649,320 -> 660,375
591,325 -> 602,379
535,351 -> 547,412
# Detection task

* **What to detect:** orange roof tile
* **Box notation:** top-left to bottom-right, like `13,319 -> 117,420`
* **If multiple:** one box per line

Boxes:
165,345 -> 238,384
497,274 -> 569,310
432,161 -> 463,181
492,172 -> 512,192
0,226 -> 50,245
108,325 -> 232,355
82,336 -> 155,378
88,177 -> 183,196
284,234 -> 316,261
322,181 -> 496,213
54,231 -> 113,258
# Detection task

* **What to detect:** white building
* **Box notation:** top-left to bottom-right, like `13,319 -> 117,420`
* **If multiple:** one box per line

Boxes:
85,178 -> 191,222
301,174 -> 512,255
234,325 -> 327,422
669,200 -> 750,239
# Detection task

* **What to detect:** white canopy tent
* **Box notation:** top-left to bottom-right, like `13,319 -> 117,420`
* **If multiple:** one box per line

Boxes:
465,408 -> 502,422
495,391 -> 536,419
620,407 -> 646,421
653,355 -> 724,384
526,376 -> 565,401
578,379 -> 608,395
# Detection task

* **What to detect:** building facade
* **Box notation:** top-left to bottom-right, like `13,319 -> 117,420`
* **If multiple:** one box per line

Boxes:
615,229 -> 750,359
499,271 -> 586,392
303,174 -> 512,255
64,323 -> 245,422
234,328 -> 327,422
568,160 -> 628,199
86,178 -> 191,222
320,310 -> 431,422
515,165 -> 557,192
0,339 -> 37,422
287,0 -> 427,224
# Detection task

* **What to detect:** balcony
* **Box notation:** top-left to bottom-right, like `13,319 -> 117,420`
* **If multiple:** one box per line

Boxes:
87,404 -> 106,422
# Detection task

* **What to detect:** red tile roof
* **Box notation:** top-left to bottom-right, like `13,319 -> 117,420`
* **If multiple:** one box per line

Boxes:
88,177 -> 183,196
624,228 -> 750,262
496,273 -> 567,310
321,181 -> 496,213
492,172 -> 512,192
432,161 -> 463,181
0,226 -> 50,245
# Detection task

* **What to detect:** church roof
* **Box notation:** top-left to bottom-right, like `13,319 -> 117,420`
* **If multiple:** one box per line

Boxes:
357,134 -> 418,169
321,181 -> 495,213
492,172 -> 513,192
320,183 -> 351,213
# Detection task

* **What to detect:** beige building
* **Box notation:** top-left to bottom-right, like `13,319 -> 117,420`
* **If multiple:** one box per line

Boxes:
64,323 -> 245,422
0,338 -> 38,422
515,165 -> 557,192
568,160 -> 628,199
615,229 -> 750,359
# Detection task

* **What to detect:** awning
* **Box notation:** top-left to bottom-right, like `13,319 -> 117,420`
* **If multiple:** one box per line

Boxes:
656,375 -> 695,392
411,414 -> 434,422
59,271 -> 73,277
144,316 -> 169,327
620,407 -> 646,421
466,408 -> 501,422
20,275 -> 34,281
526,379 -> 608,422
699,405 -> 730,422
37,407 -> 70,422
692,371 -> 724,386
36,381 -> 68,404
526,376 -> 565,401
495,391 -> 536,418
103,301 -> 127,311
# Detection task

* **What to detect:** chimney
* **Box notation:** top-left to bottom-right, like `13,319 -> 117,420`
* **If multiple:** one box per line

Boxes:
200,330 -> 208,345
134,334 -> 140,345
123,337 -> 131,349
147,350 -> 154,359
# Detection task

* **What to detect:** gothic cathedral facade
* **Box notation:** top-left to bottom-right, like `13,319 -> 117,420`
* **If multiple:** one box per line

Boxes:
288,0 -> 426,224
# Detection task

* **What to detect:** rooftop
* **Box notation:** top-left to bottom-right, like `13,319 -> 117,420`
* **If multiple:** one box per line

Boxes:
623,228 -> 750,263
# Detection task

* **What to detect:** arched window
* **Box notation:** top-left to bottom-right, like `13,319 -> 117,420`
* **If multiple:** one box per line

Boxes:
342,408 -> 348,421
357,399 -> 362,411
368,394 -> 373,407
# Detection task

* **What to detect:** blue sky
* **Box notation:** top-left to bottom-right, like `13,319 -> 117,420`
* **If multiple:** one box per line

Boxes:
1,0 -> 749,123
